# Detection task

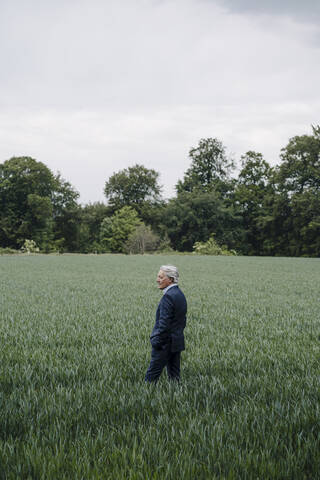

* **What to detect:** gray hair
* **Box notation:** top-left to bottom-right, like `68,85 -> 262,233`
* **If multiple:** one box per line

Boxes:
160,265 -> 179,284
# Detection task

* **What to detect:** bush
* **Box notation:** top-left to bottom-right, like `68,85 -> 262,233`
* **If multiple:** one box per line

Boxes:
20,239 -> 40,254
0,247 -> 19,255
193,234 -> 236,255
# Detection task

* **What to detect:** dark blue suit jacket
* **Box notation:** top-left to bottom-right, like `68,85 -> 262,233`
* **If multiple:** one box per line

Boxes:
150,285 -> 187,353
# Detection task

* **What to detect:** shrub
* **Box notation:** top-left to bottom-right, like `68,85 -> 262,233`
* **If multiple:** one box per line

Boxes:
193,234 -> 236,255
20,239 -> 40,254
0,247 -> 19,255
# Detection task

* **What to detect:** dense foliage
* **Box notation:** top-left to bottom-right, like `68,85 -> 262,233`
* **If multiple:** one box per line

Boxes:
1,255 -> 319,478
0,157 -> 79,252
0,126 -> 319,256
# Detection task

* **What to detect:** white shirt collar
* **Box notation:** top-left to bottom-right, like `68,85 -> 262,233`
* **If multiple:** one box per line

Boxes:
163,283 -> 178,295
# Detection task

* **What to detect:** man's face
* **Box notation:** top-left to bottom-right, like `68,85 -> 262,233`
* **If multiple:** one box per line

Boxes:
157,270 -> 173,290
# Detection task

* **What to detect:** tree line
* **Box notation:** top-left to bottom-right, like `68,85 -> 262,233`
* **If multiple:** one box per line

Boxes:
1,125 -> 319,256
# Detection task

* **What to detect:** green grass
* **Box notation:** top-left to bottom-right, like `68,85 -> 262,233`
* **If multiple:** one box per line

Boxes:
0,254 -> 319,479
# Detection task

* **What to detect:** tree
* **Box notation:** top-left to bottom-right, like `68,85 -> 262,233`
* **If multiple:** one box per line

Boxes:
0,157 -> 56,248
234,151 -> 274,255
26,194 -> 53,251
176,138 -> 234,194
52,173 -> 80,214
100,206 -> 142,253
78,202 -> 111,253
268,125 -> 320,256
104,164 -> 162,217
125,224 -> 159,254
161,191 -> 243,252
0,157 -> 80,251
51,173 -> 80,252
277,125 -> 320,194
288,190 -> 320,256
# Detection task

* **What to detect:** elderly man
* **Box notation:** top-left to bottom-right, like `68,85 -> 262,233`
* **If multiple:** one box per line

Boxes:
145,265 -> 187,383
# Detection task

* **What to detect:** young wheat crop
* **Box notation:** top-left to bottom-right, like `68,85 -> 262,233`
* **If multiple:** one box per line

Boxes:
0,254 -> 319,479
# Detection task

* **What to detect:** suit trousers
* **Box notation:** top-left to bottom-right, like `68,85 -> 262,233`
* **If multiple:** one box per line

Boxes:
145,344 -> 181,383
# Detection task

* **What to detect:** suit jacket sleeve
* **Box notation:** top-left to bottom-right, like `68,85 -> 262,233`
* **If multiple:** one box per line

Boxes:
150,294 -> 173,348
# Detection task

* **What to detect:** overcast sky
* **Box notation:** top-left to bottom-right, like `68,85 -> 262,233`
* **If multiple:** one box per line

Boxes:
1,0 -> 319,203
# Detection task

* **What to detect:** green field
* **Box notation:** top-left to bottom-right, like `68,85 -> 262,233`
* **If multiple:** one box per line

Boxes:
0,254 -> 319,479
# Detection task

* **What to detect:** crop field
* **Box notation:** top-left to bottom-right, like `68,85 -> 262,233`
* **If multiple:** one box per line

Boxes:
0,254 -> 319,479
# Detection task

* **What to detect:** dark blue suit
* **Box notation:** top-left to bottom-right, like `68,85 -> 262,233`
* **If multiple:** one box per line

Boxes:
145,285 -> 187,382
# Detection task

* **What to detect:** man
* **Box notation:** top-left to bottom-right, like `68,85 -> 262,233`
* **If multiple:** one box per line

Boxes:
145,265 -> 187,383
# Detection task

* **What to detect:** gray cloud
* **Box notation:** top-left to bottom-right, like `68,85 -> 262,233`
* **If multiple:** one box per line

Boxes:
215,0 -> 320,22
